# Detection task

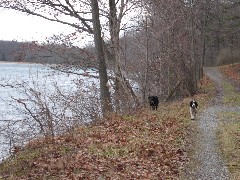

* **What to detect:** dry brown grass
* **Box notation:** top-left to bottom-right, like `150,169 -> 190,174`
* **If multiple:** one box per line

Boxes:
217,111 -> 240,180
217,64 -> 240,180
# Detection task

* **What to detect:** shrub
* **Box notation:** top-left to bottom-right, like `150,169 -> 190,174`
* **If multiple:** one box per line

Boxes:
216,48 -> 240,66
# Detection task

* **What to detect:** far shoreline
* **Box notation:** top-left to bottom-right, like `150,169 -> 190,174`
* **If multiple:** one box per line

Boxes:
0,61 -> 39,64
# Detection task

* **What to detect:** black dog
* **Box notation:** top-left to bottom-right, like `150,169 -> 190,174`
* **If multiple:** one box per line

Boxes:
190,100 -> 198,120
148,96 -> 159,110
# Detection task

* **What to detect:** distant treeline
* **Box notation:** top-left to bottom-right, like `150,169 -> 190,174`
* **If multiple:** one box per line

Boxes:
0,40 -> 97,68
0,40 -> 23,62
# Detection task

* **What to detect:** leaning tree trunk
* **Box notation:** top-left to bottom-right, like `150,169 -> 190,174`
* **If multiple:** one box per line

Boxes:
91,0 -> 112,116
109,0 -> 122,112
108,0 -> 140,113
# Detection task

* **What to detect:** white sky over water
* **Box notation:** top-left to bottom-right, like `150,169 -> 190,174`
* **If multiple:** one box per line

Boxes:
0,8 -> 74,43
0,5 -> 140,46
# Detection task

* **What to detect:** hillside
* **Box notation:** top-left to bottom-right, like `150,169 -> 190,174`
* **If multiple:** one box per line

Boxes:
0,64 -> 239,179
0,40 -> 96,66
0,80 -> 213,179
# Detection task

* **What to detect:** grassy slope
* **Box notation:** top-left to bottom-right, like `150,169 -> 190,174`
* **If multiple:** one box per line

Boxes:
217,63 -> 240,180
0,74 -> 222,179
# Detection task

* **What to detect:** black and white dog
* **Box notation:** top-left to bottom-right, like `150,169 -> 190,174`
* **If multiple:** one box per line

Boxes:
190,100 -> 198,120
148,96 -> 159,110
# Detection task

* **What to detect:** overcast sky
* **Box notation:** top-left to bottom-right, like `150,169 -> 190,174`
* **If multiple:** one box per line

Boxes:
0,6 -> 139,47
0,8 -> 74,43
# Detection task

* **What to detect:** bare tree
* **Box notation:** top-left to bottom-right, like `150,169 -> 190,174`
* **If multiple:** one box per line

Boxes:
122,0 -> 202,101
0,0 -> 113,115
0,0 -> 142,114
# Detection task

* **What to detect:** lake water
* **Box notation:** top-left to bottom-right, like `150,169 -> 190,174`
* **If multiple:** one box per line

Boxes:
0,62 -> 100,159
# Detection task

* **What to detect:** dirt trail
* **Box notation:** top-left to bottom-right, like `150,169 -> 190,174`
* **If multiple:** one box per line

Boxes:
187,67 -> 232,179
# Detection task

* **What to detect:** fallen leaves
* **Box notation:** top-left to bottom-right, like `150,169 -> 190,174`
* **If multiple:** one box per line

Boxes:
0,108 -> 189,179
220,63 -> 240,82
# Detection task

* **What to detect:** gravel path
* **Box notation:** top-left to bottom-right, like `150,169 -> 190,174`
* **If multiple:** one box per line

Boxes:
187,67 -> 233,180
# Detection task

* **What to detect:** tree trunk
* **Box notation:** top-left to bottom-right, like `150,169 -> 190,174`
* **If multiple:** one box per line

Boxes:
200,0 -> 209,78
91,0 -> 112,116
109,0 -> 121,112
164,80 -> 181,102
190,0 -> 198,93
108,0 -> 139,112
143,15 -> 149,105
